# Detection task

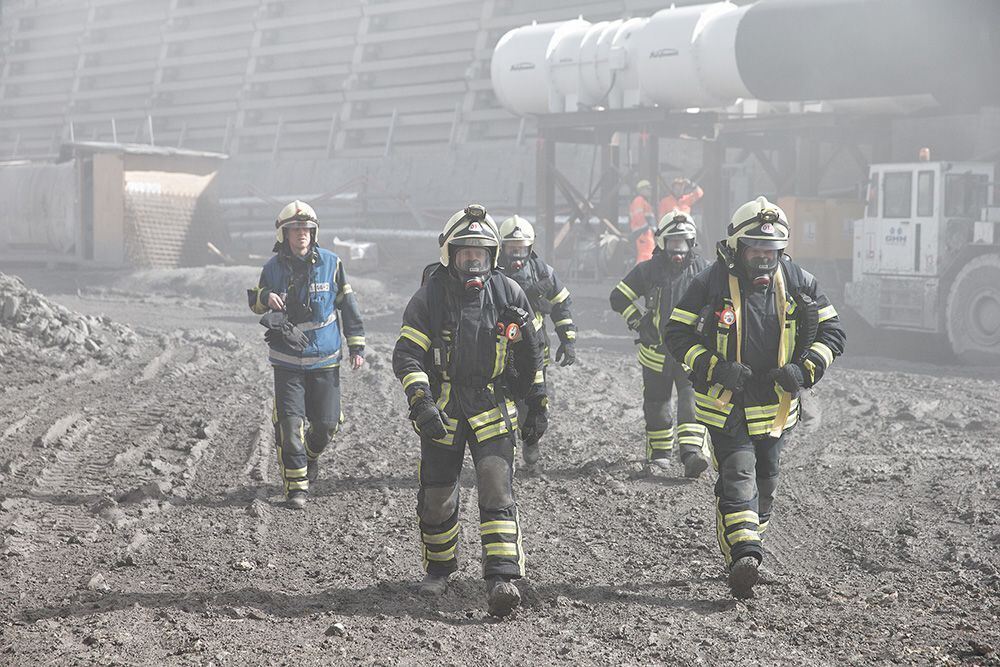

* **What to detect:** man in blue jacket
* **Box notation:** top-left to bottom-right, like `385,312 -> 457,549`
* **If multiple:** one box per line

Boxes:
248,200 -> 366,509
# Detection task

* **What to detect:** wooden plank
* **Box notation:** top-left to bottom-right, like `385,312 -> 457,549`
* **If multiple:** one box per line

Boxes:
355,51 -> 471,73
345,81 -> 466,102
248,64 -> 350,81
366,0 -> 479,15
359,20 -> 480,44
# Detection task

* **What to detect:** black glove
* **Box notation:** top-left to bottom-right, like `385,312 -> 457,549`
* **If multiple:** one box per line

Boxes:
260,312 -> 309,352
712,361 -> 753,392
554,341 -> 576,366
768,363 -> 805,393
521,405 -> 548,443
348,345 -> 365,359
637,316 -> 660,347
409,396 -> 447,440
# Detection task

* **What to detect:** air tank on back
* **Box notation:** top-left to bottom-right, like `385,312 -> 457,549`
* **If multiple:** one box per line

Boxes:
490,0 -> 1000,116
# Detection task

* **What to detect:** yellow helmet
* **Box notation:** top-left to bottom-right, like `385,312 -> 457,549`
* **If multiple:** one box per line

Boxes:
654,209 -> 697,251
726,196 -> 789,251
275,200 -> 319,244
438,204 -> 500,268
636,179 -> 651,192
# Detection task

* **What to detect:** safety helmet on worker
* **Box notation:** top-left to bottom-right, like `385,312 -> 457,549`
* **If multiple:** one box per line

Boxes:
275,200 -> 319,245
725,196 -> 789,287
499,215 -> 534,271
636,179 -> 652,195
439,204 -> 499,290
655,209 -> 698,265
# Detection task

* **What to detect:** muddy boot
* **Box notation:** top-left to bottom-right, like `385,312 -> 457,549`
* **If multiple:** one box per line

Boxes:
682,453 -> 709,479
728,556 -> 760,598
522,441 -> 540,466
649,454 -> 672,471
486,577 -> 521,617
418,573 -> 450,598
287,490 -> 307,510
307,458 -> 319,483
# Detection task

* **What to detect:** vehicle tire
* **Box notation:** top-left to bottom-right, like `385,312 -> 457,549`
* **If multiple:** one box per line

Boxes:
946,253 -> 1000,364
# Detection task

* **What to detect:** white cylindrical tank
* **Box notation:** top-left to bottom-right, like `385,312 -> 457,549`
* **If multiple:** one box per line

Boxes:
692,2 -> 751,103
578,20 -> 621,107
490,21 -> 566,115
635,3 -> 741,109
546,18 -> 593,112
612,17 -> 649,108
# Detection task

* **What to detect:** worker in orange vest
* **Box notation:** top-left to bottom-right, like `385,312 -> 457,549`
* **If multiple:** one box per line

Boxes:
629,179 -> 657,264
658,177 -> 704,219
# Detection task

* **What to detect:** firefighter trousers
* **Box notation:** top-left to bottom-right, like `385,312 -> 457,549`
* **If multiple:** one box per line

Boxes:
641,357 -> 707,462
709,417 -> 784,567
417,419 -> 524,581
272,366 -> 343,496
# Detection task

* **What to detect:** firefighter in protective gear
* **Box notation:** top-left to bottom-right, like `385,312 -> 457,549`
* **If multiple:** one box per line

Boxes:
392,204 -> 547,617
664,196 -> 846,598
611,210 -> 711,476
658,177 -> 704,218
629,179 -> 657,264
498,215 -> 577,466
248,200 -> 366,509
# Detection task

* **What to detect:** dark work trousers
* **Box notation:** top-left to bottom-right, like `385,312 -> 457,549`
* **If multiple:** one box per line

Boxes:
709,414 -> 785,567
417,419 -> 523,581
272,366 -> 343,496
642,356 -> 707,462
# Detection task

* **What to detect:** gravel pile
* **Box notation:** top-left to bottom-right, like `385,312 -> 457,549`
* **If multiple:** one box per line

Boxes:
0,273 -> 138,366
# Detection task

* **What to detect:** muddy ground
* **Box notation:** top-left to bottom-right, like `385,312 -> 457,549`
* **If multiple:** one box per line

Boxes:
1,266 -> 999,666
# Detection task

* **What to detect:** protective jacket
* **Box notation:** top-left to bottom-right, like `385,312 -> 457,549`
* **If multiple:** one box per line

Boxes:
664,257 -> 846,438
249,246 -> 365,370
503,253 -> 576,363
629,195 -> 656,263
611,251 -> 708,373
393,266 -> 546,445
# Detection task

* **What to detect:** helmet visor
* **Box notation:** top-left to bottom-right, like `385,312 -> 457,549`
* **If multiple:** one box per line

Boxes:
665,238 -> 690,254
454,246 -> 491,274
740,237 -> 787,251
503,240 -> 531,260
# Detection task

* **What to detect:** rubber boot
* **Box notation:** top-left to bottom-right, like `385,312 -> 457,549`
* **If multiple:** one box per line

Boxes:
486,577 -> 521,617
287,490 -> 307,510
728,556 -> 760,598
683,453 -> 710,479
307,458 -> 319,483
418,573 -> 450,598
522,441 -> 540,466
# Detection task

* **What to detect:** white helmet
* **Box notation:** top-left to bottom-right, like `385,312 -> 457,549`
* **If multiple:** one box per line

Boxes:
275,200 -> 319,245
438,204 -> 500,268
498,215 -> 534,270
726,196 -> 789,252
654,209 -> 697,251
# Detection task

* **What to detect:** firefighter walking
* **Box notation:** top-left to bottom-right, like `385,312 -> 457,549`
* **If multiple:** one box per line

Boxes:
664,197 -> 846,597
392,204 -> 548,616
497,214 -> 576,465
611,210 -> 711,477
248,201 -> 366,509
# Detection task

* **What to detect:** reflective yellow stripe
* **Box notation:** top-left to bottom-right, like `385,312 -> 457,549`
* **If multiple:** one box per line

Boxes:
424,545 -> 457,561
533,370 -> 544,384
422,523 -> 460,545
492,335 -> 508,379
346,335 -> 366,347
817,305 -> 837,322
669,308 -> 698,325
469,407 -> 502,430
564,331 -> 576,340
622,304 -> 639,322
554,318 -> 573,327
400,325 -> 431,351
804,358 -> 817,384
340,283 -> 354,295
727,529 -> 760,545
549,287 -> 569,305
724,510 -> 759,527
639,344 -> 666,361
484,543 -> 519,557
706,355 -> 718,382
810,341 -> 835,368
684,344 -> 709,369
615,281 -> 638,302
480,520 -> 517,535
402,371 -> 429,390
